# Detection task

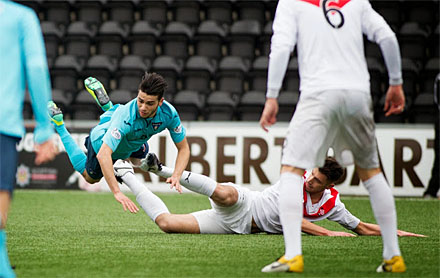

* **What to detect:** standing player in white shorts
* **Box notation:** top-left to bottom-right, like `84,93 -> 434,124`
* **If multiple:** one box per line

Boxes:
112,155 -> 424,238
259,0 -> 406,273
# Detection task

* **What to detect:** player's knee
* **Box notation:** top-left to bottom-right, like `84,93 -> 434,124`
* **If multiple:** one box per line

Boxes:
84,175 -> 99,184
212,186 -> 238,207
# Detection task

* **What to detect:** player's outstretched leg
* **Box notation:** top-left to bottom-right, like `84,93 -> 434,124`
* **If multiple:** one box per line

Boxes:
114,160 -> 169,221
48,101 -> 87,174
261,255 -> 304,273
140,153 -> 216,197
84,77 -> 113,111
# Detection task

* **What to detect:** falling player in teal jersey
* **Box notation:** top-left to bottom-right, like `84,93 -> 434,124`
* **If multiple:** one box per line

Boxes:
48,73 -> 190,213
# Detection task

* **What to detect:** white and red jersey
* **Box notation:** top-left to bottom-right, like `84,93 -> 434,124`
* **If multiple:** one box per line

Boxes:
267,0 -> 395,95
251,180 -> 360,234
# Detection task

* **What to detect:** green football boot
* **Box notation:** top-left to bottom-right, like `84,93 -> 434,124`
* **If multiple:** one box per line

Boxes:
84,77 -> 113,111
47,101 -> 64,126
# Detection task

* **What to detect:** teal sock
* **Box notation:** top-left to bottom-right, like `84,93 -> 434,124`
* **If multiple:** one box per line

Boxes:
55,125 -> 87,174
0,230 -> 15,278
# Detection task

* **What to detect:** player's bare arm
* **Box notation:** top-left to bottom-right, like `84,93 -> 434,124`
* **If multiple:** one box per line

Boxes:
301,219 -> 355,237
97,143 -> 139,213
260,98 -> 279,132
354,221 -> 425,237
168,137 -> 190,193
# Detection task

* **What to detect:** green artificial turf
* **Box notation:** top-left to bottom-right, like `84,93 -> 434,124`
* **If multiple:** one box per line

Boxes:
6,190 -> 440,277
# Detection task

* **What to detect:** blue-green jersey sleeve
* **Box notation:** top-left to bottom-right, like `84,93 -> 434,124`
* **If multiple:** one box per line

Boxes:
167,112 -> 186,143
102,106 -> 132,152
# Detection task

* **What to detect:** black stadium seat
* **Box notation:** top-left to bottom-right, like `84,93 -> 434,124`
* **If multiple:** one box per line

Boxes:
151,56 -> 184,96
237,90 -> 265,121
51,55 -> 84,95
104,0 -> 136,27
71,90 -> 102,120
182,56 -> 217,94
128,21 -> 160,60
82,55 -> 118,89
64,21 -> 96,59
41,0 -> 71,28
172,90 -> 205,121
248,56 -> 269,92
227,20 -> 261,62
194,20 -> 227,60
170,0 -> 201,28
204,91 -> 238,121
115,55 -> 150,92
95,21 -> 129,59
74,0 -> 104,27
160,22 -> 193,61
41,21 -> 63,60
215,56 -> 250,95
139,0 -> 170,30
203,0 -> 233,27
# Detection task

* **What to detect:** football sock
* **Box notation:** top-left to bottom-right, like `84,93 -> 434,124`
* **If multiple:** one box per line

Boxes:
279,172 -> 303,260
363,172 -> 401,260
54,125 -> 86,174
121,172 -> 169,221
156,166 -> 217,197
0,230 -> 15,278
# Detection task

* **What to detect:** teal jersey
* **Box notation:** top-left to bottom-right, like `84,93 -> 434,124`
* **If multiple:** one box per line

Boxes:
90,99 -> 186,160
0,0 -> 53,143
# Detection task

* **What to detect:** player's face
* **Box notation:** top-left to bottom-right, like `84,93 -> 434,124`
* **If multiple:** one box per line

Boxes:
304,169 -> 331,193
137,91 -> 164,118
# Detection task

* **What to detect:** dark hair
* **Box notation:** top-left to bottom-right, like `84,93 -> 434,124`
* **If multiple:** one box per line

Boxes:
138,72 -> 167,99
319,157 -> 344,184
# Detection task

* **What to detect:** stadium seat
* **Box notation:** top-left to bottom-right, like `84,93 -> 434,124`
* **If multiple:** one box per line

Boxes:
364,38 -> 383,61
82,55 -> 118,89
203,0 -> 233,27
227,20 -> 261,62
429,24 -> 439,58
215,56 -> 250,95
370,0 -> 401,30
399,22 -> 430,64
170,0 -> 201,28
95,21 -> 129,59
194,20 -> 227,60
52,88 -> 72,117
366,57 -> 385,104
139,0 -> 170,30
265,0 -> 278,22
235,0 -> 266,25
401,58 -> 420,99
108,89 -> 134,105
248,56 -> 268,92
420,58 -> 440,95
409,92 -> 437,123
115,55 -> 150,92
172,90 -> 205,121
51,55 -> 84,95
401,0 -> 438,29
182,56 -> 217,94
278,91 -> 300,122
71,90 -> 102,120
259,21 -> 273,57
160,22 -> 193,61
237,90 -> 265,121
64,21 -> 96,59
74,0 -> 104,27
128,21 -> 160,60
204,91 -> 238,121
151,56 -> 184,96
284,57 -> 300,92
104,0 -> 136,27
40,0 -> 71,29
41,21 -> 63,60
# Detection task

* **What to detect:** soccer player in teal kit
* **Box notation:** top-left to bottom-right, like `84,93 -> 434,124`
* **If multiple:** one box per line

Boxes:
48,73 -> 189,213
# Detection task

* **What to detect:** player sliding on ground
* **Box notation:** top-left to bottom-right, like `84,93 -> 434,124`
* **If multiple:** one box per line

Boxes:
114,155 -> 425,237
48,74 -> 189,213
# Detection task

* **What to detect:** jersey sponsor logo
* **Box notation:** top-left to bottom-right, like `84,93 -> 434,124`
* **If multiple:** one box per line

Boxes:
152,122 -> 162,130
111,128 -> 122,140
299,0 -> 350,29
174,124 -> 182,133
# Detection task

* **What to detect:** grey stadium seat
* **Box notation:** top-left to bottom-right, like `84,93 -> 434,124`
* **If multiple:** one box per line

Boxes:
115,55 -> 151,92
182,56 -> 217,94
204,91 -> 238,121
237,90 -> 266,121
128,21 -> 160,60
172,90 -> 205,121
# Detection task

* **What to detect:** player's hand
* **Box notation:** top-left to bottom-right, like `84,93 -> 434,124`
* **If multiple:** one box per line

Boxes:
114,192 -> 139,213
34,139 -> 58,165
397,230 -> 427,237
260,98 -> 279,132
166,175 -> 182,193
328,231 -> 356,237
384,85 -> 405,116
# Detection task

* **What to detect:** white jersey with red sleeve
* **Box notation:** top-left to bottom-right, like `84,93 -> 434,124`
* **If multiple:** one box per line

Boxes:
267,0 -> 396,96
251,179 -> 360,233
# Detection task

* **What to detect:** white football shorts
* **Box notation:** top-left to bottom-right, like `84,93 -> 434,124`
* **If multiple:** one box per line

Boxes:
282,89 -> 379,169
191,183 -> 254,234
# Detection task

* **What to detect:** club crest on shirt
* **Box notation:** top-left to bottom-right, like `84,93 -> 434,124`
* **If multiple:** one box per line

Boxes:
319,208 -> 325,216
174,124 -> 182,133
152,122 -> 162,130
111,128 -> 121,140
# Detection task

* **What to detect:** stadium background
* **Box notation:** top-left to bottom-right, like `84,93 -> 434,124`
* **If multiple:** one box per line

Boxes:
15,0 -> 439,196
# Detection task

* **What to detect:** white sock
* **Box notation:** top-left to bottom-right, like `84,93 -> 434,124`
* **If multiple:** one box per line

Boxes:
363,173 -> 401,260
122,172 -> 169,221
279,172 -> 303,260
157,166 -> 217,197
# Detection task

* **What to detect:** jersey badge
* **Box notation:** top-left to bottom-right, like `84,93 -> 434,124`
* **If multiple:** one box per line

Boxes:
111,128 -> 122,140
152,122 -> 162,130
174,125 -> 182,133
